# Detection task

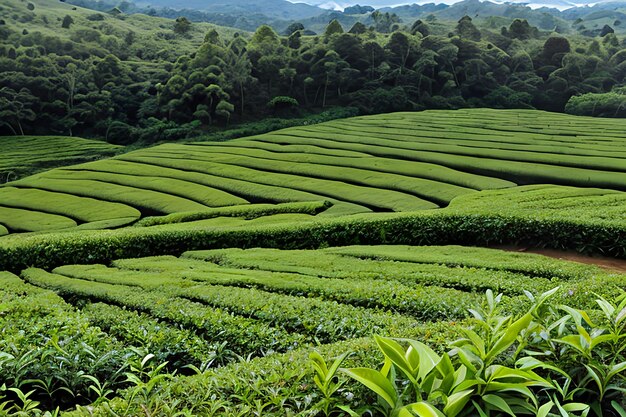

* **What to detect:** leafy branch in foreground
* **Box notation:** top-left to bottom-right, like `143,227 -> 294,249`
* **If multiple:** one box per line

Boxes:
314,288 -> 626,416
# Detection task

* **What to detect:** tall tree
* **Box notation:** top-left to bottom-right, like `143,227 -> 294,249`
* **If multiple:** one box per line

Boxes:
0,87 -> 37,135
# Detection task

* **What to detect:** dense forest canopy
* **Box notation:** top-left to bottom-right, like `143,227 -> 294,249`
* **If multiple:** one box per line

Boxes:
1,0 -> 626,144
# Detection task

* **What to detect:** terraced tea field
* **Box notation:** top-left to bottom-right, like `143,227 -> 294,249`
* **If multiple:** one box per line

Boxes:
3,109 -> 626,415
0,136 -> 121,182
3,109 -> 626,236
5,245 -> 625,414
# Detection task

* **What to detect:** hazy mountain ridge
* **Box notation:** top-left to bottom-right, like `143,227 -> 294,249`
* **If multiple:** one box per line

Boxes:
292,0 -> 625,9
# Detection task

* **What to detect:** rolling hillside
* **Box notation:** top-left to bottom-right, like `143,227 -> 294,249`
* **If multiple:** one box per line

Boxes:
0,136 -> 121,182
2,109 -> 626,236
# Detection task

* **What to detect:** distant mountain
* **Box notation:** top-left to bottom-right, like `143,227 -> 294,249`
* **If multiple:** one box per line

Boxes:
135,0 -> 327,20
289,0 -> 626,11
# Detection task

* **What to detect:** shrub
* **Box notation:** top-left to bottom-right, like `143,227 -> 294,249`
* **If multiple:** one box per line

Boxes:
268,96 -> 299,110
565,91 -> 626,118
316,288 -> 626,416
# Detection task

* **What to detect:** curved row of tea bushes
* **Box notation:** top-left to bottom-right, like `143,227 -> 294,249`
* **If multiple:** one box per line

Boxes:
48,263 -> 429,340
0,136 -> 120,179
116,156 -> 372,214
4,110 -> 626,236
182,248 -> 555,295
117,153 -> 435,211
22,268 -> 306,355
324,244 -> 603,280
0,186 -> 141,223
189,140 -> 516,190
2,185 -> 626,272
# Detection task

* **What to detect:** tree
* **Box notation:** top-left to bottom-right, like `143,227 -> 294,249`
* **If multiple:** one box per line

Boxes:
386,32 -> 418,85
284,23 -> 304,36
504,19 -> 537,40
174,17 -> 191,36
456,16 -> 481,41
541,36 -> 570,66
215,100 -> 234,124
249,25 -> 285,95
370,11 -> 400,33
288,31 -> 302,49
324,19 -> 344,38
349,22 -> 367,35
600,25 -> 614,37
410,20 -> 430,37
0,87 -> 36,135
61,15 -> 74,29
312,51 -> 349,107
225,42 -> 253,116
332,34 -> 368,71
251,25 -> 279,45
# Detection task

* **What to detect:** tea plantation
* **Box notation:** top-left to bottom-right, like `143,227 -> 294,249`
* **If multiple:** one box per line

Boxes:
2,109 -> 626,416
0,136 -> 121,183
4,109 -> 626,235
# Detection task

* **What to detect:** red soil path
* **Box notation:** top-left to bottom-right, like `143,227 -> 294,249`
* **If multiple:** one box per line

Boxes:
493,245 -> 626,274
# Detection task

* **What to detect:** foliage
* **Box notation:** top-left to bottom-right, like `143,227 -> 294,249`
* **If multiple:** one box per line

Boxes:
565,90 -> 626,117
2,0 -> 626,140
318,288 -> 626,416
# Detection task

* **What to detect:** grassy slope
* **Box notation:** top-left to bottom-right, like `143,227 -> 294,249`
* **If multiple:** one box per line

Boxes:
2,109 -> 626,235
2,0 -> 242,58
0,136 -> 121,181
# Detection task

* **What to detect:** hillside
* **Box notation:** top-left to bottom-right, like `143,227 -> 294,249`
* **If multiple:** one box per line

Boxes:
2,109 -> 626,415
135,0 -> 327,20
0,0 -> 240,60
0,136 -> 121,181
3,108 -> 626,236
3,0 -> 626,413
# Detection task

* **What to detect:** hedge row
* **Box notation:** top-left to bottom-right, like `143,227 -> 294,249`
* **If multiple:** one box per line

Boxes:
0,187 -> 140,223
9,176 -> 209,215
121,152 -> 434,211
259,131 -> 626,189
47,169 -> 248,207
325,120 -> 624,153
49,263 -> 425,341
0,272 -> 129,410
22,268 -> 307,356
102,156 -> 371,215
325,245 -> 603,280
0,205 -> 77,232
81,302 -> 217,368
183,248 -> 555,296
196,140 -> 515,190
319,122 -> 626,163
2,205 -> 626,273
64,320 -> 460,417
134,201 -> 331,227
140,144 -> 479,204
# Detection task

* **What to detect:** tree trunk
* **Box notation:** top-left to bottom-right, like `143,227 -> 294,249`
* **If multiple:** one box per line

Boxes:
240,82 -> 245,116
323,75 -> 329,108
1,121 -> 17,135
17,119 -> 24,136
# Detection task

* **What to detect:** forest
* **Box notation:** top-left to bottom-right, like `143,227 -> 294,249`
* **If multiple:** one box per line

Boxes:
2,0 -> 626,144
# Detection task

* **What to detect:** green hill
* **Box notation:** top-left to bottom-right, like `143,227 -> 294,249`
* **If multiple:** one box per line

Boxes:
2,108 -> 626,235
0,135 -> 121,181
0,0 -> 240,60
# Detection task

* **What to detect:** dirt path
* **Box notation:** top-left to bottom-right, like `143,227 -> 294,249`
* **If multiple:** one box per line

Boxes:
493,245 -> 626,274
